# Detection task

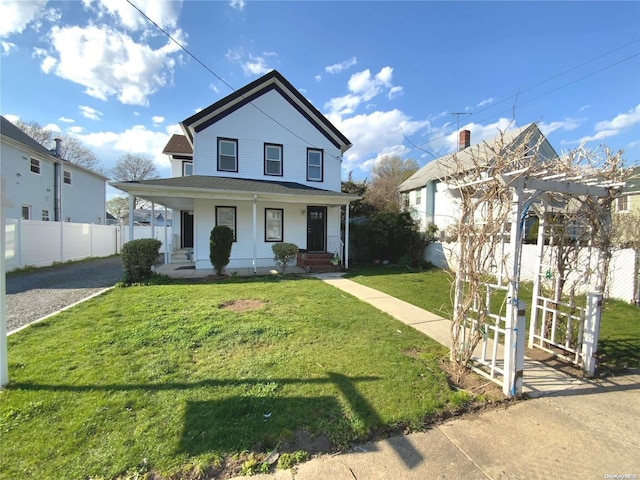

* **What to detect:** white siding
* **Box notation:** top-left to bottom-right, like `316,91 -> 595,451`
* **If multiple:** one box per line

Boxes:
193,89 -> 342,191
1,140 -> 106,224
193,198 -> 340,270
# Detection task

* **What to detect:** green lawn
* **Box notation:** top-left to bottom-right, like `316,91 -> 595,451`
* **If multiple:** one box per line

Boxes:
1,275 -> 469,480
345,264 -> 640,372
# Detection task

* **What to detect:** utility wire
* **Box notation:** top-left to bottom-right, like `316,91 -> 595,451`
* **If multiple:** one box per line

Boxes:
409,40 -> 640,152
125,0 -> 343,160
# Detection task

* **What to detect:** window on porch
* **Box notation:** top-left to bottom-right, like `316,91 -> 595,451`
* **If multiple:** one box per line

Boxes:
265,208 -> 283,242
215,206 -> 237,241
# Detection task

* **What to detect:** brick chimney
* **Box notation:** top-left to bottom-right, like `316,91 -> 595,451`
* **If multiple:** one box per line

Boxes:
54,138 -> 62,157
459,130 -> 471,151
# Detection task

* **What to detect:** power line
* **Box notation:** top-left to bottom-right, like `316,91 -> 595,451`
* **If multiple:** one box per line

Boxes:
125,0 -> 343,160
408,40 -> 640,153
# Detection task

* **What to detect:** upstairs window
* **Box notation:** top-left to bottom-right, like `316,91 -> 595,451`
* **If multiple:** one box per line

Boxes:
30,158 -> 40,174
22,205 -> 31,220
42,209 -> 50,221
183,162 -> 193,176
264,143 -> 283,176
307,148 -> 323,182
218,138 -> 238,172
64,171 -> 72,185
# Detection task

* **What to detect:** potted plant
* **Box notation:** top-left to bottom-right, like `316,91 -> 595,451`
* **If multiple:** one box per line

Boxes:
329,252 -> 341,265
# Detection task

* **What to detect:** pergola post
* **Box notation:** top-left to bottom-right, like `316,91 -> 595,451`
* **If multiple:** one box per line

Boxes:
344,203 -> 350,269
504,181 -> 525,398
529,206 -> 546,349
128,194 -> 134,244
252,195 -> 257,274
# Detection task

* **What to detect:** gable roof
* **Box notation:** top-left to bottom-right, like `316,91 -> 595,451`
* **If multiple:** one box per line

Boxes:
162,134 -> 193,155
399,123 -> 557,192
1,115 -> 55,158
180,70 -> 352,153
1,115 -> 108,180
623,166 -> 640,194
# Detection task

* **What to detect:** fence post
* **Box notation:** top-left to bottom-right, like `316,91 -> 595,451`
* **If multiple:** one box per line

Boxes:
582,292 -> 602,378
17,217 -> 23,268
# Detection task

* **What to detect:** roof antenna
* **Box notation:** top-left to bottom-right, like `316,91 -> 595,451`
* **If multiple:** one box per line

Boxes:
450,112 -> 471,139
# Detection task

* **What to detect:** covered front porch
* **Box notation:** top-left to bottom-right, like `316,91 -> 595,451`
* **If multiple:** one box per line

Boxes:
110,176 -> 358,273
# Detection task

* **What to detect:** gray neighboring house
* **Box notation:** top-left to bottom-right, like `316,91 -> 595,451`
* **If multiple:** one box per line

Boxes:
1,115 -> 107,224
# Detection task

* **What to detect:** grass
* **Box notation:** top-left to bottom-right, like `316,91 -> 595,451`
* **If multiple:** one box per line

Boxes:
1,275 -> 470,480
345,264 -> 640,372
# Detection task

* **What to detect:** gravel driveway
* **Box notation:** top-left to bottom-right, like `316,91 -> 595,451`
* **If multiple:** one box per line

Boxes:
6,256 -> 123,333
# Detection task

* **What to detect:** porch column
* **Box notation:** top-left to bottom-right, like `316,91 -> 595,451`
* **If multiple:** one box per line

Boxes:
164,205 -> 169,265
128,194 -> 134,244
344,203 -> 350,269
252,195 -> 257,274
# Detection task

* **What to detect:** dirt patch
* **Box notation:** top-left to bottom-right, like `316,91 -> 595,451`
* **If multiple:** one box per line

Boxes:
438,358 -> 506,400
219,299 -> 265,312
525,347 -> 584,378
279,429 -> 333,455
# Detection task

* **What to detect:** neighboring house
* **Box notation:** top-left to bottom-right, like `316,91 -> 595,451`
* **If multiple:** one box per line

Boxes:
122,208 -> 172,226
399,123 -> 558,233
1,115 -> 107,224
111,70 -> 357,271
613,166 -> 640,214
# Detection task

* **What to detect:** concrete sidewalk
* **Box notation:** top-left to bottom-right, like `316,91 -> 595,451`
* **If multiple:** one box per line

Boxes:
231,273 -> 640,479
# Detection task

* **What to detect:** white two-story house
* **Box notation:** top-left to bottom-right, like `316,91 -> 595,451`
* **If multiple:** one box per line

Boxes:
1,115 -> 107,224
111,70 -> 358,272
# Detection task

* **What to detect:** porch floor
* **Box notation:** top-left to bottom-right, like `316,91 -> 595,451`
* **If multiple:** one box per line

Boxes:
155,261 -> 306,279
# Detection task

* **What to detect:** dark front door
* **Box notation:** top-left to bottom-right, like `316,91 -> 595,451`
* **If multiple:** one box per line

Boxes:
181,211 -> 194,248
307,206 -> 326,252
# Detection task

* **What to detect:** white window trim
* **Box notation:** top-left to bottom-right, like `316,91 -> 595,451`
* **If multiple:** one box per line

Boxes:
22,205 -> 31,220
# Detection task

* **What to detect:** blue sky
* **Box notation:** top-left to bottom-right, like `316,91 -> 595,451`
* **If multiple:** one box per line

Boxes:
1,0 -> 639,199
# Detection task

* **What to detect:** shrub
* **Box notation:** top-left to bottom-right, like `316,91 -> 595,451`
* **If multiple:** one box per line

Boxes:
210,225 -> 234,276
121,238 -> 162,284
272,242 -> 299,273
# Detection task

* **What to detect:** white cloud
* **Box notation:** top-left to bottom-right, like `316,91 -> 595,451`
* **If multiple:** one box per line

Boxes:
226,47 -> 276,76
209,83 -> 220,93
325,66 -> 400,116
329,109 -> 431,174
58,117 -> 75,123
579,104 -> 640,142
79,105 -> 103,121
78,124 -> 173,169
579,104 -> 591,113
230,0 -> 246,10
3,114 -> 20,123
0,0 -> 47,36
152,115 -> 165,126
133,111 -> 141,116
83,0 -> 182,31
315,74 -> 322,82
388,86 -> 403,99
477,97 -> 495,108
1,41 -> 17,55
538,118 -> 583,136
42,24 -> 183,106
43,123 -> 61,133
68,126 -> 84,134
325,57 -> 357,74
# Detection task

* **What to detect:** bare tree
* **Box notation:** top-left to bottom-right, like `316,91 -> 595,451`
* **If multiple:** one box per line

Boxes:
106,196 -> 130,222
365,155 -> 418,213
14,119 -> 103,173
111,153 -> 160,209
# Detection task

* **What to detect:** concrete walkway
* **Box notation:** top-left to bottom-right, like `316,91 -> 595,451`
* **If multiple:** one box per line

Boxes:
231,272 -> 640,479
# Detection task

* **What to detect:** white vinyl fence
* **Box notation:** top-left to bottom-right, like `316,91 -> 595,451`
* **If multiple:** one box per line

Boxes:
4,219 -> 174,272
426,241 -> 638,303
